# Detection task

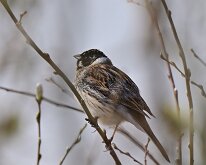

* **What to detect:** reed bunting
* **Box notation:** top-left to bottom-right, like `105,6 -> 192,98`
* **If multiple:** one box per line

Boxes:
74,49 -> 170,162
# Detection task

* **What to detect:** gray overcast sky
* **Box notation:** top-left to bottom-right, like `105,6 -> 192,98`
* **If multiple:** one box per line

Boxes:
0,0 -> 206,164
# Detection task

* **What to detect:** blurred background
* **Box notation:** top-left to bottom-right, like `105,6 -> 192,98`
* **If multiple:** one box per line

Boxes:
0,0 -> 206,164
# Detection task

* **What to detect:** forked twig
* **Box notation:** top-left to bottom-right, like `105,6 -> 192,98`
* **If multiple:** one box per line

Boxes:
144,138 -> 150,165
118,127 -> 160,165
113,143 -> 143,165
0,1 -> 121,164
160,53 -> 185,77
0,86 -> 84,113
144,1 -> 181,164
19,10 -> 27,24
160,55 -> 206,98
160,1 -> 194,164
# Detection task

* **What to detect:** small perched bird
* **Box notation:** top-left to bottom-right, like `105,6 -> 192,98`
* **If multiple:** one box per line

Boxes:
74,49 -> 170,162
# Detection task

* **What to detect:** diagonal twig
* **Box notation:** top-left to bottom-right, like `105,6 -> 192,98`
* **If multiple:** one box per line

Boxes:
160,1 -> 194,163
160,55 -> 206,98
19,10 -> 27,24
160,53 -> 185,76
191,49 -> 206,67
46,77 -> 71,96
190,81 -> 206,97
143,1 -> 181,163
112,143 -> 143,165
117,127 -> 160,165
59,124 -> 87,165
0,1 -> 121,164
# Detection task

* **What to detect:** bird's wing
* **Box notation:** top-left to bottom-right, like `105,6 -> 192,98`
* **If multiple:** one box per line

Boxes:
111,66 -> 155,118
83,64 -> 155,118
81,65 -> 169,162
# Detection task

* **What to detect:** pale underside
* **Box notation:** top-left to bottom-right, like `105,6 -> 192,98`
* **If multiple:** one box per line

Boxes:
77,88 -> 144,131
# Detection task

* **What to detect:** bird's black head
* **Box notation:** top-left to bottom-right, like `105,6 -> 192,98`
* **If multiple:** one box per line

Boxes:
74,49 -> 112,70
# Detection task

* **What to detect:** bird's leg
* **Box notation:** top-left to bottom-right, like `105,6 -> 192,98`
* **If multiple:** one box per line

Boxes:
109,124 -> 119,142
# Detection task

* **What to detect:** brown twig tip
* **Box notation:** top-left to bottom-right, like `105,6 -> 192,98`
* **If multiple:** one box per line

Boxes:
191,49 -> 206,67
18,11 -> 27,24
191,81 -> 206,97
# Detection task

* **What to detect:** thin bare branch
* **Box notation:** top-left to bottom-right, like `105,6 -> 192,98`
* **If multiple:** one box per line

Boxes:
144,1 -> 182,164
19,10 -> 27,24
35,84 -> 43,165
46,77 -> 71,96
0,86 -> 83,113
117,127 -> 160,165
144,138 -> 150,165
59,124 -> 87,165
160,53 -> 185,77
112,143 -> 143,165
0,1 -> 121,164
160,55 -> 206,99
127,0 -> 145,7
191,49 -> 206,67
160,1 -> 194,164
191,81 -> 206,98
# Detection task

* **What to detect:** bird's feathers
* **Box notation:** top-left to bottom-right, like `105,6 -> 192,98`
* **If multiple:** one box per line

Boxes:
74,49 -> 170,162
76,64 -> 154,118
121,109 -> 170,162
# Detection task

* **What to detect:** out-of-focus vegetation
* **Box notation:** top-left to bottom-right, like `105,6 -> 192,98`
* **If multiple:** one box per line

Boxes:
0,0 -> 206,164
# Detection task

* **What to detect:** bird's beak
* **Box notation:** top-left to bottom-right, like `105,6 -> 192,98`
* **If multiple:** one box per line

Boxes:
73,54 -> 81,60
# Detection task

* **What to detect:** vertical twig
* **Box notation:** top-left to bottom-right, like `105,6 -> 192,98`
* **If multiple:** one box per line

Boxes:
144,1 -> 182,164
160,1 -> 194,164
36,102 -> 42,165
144,138 -> 150,165
0,1 -> 121,164
35,84 -> 43,165
0,86 -> 84,113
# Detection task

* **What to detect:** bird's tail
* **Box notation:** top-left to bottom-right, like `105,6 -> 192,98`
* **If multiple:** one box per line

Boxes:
130,112 -> 170,162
